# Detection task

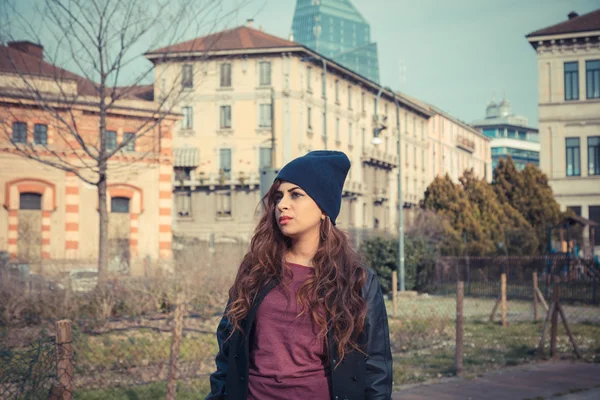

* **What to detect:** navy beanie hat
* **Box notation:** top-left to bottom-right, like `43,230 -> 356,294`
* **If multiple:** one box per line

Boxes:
275,150 -> 350,225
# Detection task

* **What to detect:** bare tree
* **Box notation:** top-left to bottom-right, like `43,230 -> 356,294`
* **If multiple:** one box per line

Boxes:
0,0 -> 252,280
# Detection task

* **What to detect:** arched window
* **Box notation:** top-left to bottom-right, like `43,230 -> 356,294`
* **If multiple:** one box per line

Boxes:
19,193 -> 42,210
111,197 -> 130,213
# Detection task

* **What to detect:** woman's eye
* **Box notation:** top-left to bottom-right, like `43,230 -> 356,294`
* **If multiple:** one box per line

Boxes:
291,192 -> 303,199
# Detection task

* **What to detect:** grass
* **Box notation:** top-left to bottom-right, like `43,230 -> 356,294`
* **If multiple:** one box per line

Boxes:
76,379 -> 212,399
5,294 -> 600,398
386,293 -> 600,385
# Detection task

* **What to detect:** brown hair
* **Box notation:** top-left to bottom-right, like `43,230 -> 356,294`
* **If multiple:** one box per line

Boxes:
225,180 -> 367,361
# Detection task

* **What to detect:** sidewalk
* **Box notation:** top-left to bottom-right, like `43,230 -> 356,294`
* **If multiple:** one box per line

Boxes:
392,361 -> 600,400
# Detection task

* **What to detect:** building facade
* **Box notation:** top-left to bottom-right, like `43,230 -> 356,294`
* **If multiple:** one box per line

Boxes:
146,25 -> 491,243
291,0 -> 380,82
0,42 -> 176,274
527,9 -> 600,254
427,106 -> 491,184
471,98 -> 540,171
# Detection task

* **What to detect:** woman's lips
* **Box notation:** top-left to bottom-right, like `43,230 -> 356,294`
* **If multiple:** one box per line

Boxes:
279,216 -> 292,225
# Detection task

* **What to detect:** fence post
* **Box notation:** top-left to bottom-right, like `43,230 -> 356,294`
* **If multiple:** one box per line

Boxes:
392,270 -> 398,318
593,279 -> 597,306
166,293 -> 185,400
501,273 -> 507,327
533,272 -> 539,322
56,320 -> 73,400
550,283 -> 559,359
455,281 -> 464,375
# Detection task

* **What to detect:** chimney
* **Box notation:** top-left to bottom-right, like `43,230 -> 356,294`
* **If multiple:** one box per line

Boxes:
8,41 -> 44,59
246,18 -> 254,28
568,11 -> 579,20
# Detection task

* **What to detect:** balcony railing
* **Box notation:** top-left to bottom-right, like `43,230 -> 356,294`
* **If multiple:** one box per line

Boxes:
456,136 -> 475,153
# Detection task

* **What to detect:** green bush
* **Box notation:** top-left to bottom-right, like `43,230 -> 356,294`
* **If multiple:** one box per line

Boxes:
359,235 -> 438,293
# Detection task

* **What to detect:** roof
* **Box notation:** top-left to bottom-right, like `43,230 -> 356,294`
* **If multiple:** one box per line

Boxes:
1,43 -> 154,101
0,43 -> 98,96
526,9 -> 600,38
173,147 -> 200,167
147,26 -> 298,55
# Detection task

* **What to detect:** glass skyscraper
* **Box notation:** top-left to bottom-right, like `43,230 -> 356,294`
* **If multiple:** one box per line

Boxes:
291,0 -> 380,83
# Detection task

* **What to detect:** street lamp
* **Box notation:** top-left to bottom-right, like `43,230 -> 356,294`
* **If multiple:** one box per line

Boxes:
372,87 -> 405,317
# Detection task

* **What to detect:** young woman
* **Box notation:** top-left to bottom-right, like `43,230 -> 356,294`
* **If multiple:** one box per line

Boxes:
206,150 -> 393,400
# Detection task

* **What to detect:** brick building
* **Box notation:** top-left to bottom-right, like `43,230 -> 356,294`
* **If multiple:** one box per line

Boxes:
0,41 -> 177,274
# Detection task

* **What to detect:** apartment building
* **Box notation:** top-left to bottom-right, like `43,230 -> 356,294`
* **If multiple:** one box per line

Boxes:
527,9 -> 600,254
146,23 -> 490,242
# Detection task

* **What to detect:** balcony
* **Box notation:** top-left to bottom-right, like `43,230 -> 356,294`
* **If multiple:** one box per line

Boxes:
456,136 -> 475,153
360,147 -> 398,169
343,180 -> 363,196
373,187 -> 388,204
174,171 -> 260,190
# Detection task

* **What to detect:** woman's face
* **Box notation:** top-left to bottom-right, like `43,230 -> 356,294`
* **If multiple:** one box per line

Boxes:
274,181 -> 324,240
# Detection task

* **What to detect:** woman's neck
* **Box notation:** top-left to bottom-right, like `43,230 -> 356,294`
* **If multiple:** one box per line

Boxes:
286,234 -> 319,267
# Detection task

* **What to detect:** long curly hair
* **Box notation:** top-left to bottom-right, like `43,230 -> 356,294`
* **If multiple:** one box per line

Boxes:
225,180 -> 367,361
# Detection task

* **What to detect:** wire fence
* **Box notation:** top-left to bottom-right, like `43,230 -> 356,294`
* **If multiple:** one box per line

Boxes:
1,251 -> 599,398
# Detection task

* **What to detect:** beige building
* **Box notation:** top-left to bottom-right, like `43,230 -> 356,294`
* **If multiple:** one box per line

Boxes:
0,42 -> 176,274
146,24 -> 491,242
527,9 -> 600,254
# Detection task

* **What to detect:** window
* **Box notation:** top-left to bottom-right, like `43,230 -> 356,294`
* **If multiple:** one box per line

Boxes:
307,66 -> 312,91
564,62 -> 579,101
347,85 -> 352,109
219,148 -> 232,179
336,118 -> 340,142
182,64 -> 193,89
565,137 -> 580,176
321,71 -> 326,97
259,104 -> 272,128
348,122 -> 353,146
588,136 -> 600,176
412,117 -> 416,137
259,147 -> 272,169
422,149 -> 425,169
123,132 -> 135,152
105,130 -> 117,151
220,105 -> 232,129
586,60 -> 600,99
361,92 -> 365,112
111,197 -> 130,213
589,206 -> 600,246
335,80 -> 340,102
259,61 -> 271,86
176,192 -> 192,217
20,193 -> 42,210
413,146 -> 417,169
567,206 -> 581,217
404,113 -> 408,134
216,190 -> 232,216
182,106 -> 193,129
307,107 -> 312,130
421,121 -> 424,139
361,128 -> 365,151
33,124 -> 47,145
12,122 -> 26,143
220,63 -> 232,87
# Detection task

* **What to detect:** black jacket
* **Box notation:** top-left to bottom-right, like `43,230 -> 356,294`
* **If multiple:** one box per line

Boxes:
206,268 -> 393,400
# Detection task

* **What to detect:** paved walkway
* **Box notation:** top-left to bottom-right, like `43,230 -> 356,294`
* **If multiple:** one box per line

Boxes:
392,361 -> 600,400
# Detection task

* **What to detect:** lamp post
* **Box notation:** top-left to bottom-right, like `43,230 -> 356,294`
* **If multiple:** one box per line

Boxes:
372,87 -> 404,317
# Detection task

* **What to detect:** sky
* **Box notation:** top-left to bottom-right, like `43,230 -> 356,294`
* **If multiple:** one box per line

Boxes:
5,0 -> 600,128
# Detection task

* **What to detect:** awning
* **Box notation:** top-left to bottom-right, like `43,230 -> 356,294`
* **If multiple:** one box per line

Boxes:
173,147 -> 200,167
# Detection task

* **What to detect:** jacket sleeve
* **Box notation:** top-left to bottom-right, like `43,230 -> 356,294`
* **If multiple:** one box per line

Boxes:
205,305 -> 232,400
364,272 -> 393,400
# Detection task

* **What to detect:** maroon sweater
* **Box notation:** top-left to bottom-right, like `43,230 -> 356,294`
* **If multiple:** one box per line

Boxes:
247,263 -> 330,400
